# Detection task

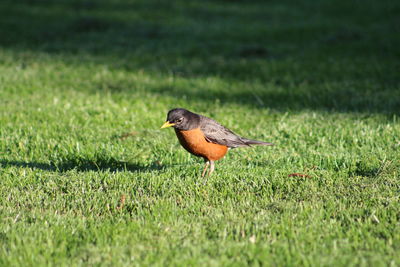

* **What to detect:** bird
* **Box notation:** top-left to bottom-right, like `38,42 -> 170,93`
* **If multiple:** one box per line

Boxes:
161,108 -> 274,177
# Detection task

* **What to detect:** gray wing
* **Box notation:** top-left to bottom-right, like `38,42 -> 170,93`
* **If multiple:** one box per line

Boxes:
199,116 -> 249,148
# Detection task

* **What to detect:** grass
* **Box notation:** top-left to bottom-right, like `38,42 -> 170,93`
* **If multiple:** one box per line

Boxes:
0,0 -> 399,266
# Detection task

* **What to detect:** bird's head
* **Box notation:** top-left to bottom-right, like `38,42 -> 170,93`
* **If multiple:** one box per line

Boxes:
160,108 -> 200,131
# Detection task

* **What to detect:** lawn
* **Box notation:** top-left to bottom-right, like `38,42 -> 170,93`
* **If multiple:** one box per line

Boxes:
0,0 -> 399,266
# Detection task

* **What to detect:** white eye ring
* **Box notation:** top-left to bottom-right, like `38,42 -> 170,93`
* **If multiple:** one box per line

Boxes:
176,118 -> 183,123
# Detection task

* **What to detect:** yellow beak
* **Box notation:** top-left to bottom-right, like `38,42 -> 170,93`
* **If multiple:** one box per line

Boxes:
160,121 -> 175,129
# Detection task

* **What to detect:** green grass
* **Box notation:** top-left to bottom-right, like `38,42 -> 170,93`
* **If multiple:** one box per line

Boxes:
1,0 -> 400,266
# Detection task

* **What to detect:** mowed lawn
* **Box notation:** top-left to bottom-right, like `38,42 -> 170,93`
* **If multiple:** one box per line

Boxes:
1,0 -> 399,266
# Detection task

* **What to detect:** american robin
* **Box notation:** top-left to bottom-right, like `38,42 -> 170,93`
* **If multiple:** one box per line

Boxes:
161,108 -> 273,177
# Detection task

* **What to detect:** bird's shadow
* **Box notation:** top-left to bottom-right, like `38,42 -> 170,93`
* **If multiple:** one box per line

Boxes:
0,157 -> 164,173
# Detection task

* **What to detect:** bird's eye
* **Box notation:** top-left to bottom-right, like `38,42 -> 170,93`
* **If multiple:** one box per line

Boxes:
176,118 -> 183,123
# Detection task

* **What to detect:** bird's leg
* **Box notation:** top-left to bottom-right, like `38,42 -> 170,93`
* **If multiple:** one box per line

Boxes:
208,160 -> 215,176
201,160 -> 210,177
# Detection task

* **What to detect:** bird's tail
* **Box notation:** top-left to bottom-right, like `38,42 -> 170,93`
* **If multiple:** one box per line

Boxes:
241,138 -> 274,146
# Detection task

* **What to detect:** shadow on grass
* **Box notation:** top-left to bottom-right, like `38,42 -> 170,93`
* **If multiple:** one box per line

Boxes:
147,83 -> 400,115
0,158 -> 164,173
0,0 -> 399,114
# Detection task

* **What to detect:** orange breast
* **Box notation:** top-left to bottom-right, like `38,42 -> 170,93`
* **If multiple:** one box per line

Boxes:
175,128 -> 228,161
